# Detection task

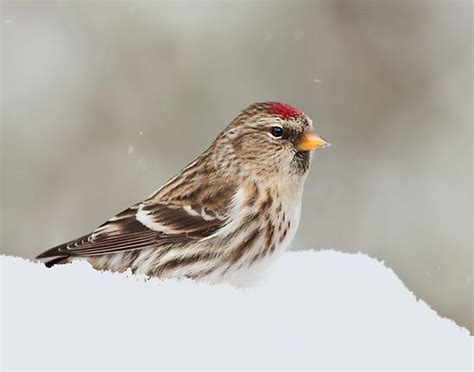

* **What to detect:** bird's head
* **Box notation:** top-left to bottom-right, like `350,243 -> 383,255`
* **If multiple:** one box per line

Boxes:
211,101 -> 330,182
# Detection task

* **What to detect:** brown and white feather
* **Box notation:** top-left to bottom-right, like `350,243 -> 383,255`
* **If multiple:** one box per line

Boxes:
37,101 -> 326,283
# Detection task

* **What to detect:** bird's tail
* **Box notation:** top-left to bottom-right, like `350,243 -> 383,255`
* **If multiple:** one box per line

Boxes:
42,256 -> 69,268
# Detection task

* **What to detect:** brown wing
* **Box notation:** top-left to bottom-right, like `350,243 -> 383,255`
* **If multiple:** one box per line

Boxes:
36,180 -> 236,262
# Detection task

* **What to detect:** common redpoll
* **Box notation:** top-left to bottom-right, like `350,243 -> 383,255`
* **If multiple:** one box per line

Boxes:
37,102 -> 330,282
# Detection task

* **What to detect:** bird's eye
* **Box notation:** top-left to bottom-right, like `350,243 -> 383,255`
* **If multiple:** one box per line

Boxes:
271,126 -> 284,138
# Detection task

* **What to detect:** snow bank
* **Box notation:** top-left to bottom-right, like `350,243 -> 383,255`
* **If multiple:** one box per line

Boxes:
1,250 -> 471,369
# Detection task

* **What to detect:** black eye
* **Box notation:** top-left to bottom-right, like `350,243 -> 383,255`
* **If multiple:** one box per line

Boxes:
271,126 -> 283,138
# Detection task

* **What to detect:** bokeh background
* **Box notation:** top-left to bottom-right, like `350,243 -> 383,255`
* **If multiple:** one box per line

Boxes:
1,0 -> 472,332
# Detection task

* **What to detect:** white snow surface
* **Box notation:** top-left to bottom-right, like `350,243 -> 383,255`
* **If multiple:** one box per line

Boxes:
1,250 -> 472,370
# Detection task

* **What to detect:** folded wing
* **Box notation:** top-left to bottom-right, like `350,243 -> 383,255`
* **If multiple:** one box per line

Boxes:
37,182 -> 236,264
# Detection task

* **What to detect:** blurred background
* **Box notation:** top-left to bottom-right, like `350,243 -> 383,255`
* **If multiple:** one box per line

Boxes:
1,0 -> 472,332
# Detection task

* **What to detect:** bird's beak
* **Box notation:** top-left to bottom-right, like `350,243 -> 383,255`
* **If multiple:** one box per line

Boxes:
297,131 -> 331,151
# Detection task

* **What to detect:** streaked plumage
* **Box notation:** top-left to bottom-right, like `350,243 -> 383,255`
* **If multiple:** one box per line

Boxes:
37,101 -> 330,283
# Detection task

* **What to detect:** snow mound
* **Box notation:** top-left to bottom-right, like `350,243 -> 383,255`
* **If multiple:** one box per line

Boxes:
1,250 -> 471,369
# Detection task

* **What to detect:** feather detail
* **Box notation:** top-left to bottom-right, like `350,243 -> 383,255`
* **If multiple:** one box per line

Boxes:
37,179 -> 237,260
36,101 -> 322,283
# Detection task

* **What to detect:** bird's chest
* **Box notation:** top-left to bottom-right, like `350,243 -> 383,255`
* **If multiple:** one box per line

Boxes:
267,193 -> 302,254
242,184 -> 303,260
224,195 -> 302,285
276,199 -> 301,250
210,182 -> 304,284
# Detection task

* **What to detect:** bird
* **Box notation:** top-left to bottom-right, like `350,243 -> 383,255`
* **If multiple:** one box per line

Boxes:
36,101 -> 330,283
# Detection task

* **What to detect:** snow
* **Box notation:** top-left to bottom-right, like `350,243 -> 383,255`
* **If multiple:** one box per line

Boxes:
1,250 -> 472,370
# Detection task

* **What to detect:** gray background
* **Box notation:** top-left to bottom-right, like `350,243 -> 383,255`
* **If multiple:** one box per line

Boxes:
1,0 -> 472,332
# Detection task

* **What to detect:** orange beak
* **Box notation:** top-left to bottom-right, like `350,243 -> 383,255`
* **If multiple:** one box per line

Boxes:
297,131 -> 331,151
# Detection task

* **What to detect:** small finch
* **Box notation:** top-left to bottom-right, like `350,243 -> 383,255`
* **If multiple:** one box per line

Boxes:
37,102 -> 330,283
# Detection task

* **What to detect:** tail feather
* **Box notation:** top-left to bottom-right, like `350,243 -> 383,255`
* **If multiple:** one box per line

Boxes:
36,240 -> 76,268
43,256 -> 69,268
